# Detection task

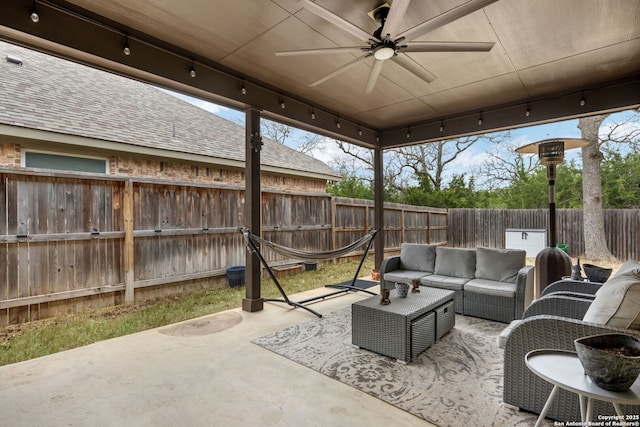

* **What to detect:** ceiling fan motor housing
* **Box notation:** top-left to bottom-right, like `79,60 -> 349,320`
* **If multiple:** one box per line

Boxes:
370,4 -> 391,40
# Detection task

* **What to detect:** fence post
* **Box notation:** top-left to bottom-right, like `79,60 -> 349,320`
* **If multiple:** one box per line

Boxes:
123,179 -> 135,303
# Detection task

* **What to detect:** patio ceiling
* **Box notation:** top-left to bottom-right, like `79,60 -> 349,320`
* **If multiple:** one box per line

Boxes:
1,0 -> 639,150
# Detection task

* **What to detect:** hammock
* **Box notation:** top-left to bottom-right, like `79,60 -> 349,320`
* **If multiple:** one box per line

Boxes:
238,227 -> 379,318
242,228 -> 378,261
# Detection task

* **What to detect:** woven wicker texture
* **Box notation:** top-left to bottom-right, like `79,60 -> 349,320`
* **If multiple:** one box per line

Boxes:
352,288 -> 454,362
503,286 -> 640,422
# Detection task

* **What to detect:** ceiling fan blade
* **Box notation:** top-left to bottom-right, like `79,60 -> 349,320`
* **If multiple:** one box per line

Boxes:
276,46 -> 367,56
397,0 -> 499,42
298,0 -> 372,42
401,40 -> 494,52
364,59 -> 385,93
392,54 -> 437,84
380,0 -> 411,40
310,55 -> 370,87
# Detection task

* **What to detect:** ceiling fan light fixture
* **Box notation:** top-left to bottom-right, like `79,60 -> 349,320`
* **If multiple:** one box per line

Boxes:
373,46 -> 395,60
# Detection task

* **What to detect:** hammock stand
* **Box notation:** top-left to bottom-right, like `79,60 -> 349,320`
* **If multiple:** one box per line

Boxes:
239,227 -> 379,318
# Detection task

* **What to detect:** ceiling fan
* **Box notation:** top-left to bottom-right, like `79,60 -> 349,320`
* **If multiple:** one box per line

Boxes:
276,0 -> 499,93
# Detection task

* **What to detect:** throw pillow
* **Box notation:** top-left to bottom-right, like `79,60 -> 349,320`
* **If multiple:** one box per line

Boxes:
475,247 -> 525,283
400,243 -> 436,272
434,247 -> 476,279
583,269 -> 640,329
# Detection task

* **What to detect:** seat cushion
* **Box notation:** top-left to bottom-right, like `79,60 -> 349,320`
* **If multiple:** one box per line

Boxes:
421,274 -> 469,291
475,247 -> 525,284
465,278 -> 517,298
400,243 -> 436,272
583,267 -> 640,329
434,247 -> 476,279
384,270 -> 431,284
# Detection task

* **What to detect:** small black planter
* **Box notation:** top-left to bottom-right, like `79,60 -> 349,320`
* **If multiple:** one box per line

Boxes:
303,261 -> 318,271
226,265 -> 246,287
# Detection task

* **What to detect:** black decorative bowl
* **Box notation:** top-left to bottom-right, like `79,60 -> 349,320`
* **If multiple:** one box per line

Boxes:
575,333 -> 640,391
583,263 -> 613,283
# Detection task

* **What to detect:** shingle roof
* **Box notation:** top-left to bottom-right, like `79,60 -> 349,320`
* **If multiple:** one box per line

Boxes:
0,41 -> 340,180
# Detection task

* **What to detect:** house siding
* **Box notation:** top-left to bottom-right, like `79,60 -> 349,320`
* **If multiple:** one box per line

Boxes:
1,140 -> 328,192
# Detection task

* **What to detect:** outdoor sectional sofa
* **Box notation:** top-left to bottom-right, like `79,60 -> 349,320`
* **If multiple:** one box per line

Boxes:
380,244 -> 534,323
501,260 -> 640,422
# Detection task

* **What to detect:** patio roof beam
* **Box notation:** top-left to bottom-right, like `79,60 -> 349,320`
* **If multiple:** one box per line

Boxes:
379,74 -> 640,148
0,0 -> 379,147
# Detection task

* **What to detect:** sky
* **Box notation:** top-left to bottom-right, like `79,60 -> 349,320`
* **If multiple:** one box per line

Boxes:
165,89 -> 637,183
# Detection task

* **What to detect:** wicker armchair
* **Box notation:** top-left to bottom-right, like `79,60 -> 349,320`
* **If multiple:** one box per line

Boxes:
502,280 -> 640,422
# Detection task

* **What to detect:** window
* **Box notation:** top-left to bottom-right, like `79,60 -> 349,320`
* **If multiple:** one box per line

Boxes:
23,151 -> 108,173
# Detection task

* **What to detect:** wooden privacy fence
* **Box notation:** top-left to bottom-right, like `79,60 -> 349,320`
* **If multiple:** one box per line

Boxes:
2,168 -> 637,325
449,208 -> 639,260
0,170 -> 446,324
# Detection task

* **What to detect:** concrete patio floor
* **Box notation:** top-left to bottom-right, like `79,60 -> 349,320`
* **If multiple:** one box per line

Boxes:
0,285 -> 436,427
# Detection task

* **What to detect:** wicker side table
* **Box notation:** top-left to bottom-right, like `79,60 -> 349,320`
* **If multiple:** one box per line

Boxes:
351,288 -> 455,363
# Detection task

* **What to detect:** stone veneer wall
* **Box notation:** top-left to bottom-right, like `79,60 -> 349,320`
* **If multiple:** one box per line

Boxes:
0,141 -> 328,193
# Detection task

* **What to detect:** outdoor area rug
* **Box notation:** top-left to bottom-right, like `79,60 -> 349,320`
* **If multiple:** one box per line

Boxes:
252,308 -> 551,427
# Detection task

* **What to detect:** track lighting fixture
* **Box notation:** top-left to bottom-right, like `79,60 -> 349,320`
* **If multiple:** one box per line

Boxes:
525,103 -> 531,117
478,114 -> 483,126
280,95 -> 285,109
336,119 -> 341,129
439,122 -> 444,132
406,128 -> 411,138
311,109 -> 316,120
189,61 -> 196,78
358,128 -> 363,136
30,2 -> 39,23
580,92 -> 586,107
123,35 -> 131,56
241,80 -> 247,95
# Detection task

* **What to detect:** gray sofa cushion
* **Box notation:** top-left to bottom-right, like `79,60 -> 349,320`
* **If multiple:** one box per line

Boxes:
475,247 -> 525,284
400,243 -> 436,272
384,270 -> 432,284
434,247 -> 476,279
421,274 -> 469,291
465,278 -> 517,298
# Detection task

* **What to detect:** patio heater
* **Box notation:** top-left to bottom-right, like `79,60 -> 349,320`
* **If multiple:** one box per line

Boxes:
516,138 -> 589,296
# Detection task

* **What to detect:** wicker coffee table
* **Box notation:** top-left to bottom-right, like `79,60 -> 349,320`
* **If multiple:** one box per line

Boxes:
351,287 -> 455,363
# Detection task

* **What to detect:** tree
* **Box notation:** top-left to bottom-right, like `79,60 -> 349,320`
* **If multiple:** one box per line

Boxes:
476,130 -> 539,190
578,114 -> 615,261
260,119 -> 323,154
600,150 -> 640,208
332,136 -> 482,199
327,176 -> 373,199
396,136 -> 480,191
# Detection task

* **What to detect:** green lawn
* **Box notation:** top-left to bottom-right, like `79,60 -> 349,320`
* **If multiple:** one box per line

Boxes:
0,257 -> 374,366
